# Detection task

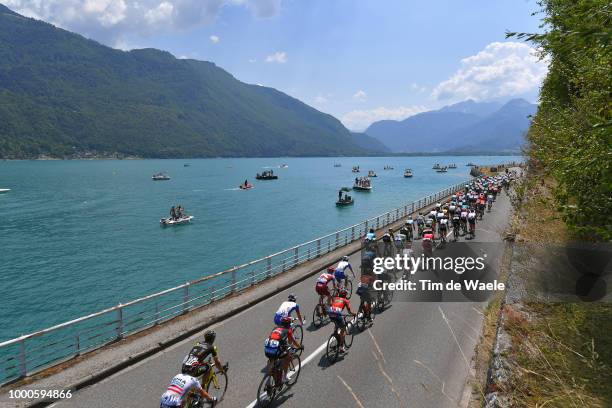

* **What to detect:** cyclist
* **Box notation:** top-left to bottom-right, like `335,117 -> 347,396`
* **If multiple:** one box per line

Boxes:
365,228 -> 376,241
335,255 -> 355,289
487,193 -> 494,211
416,212 -> 425,237
327,289 -> 355,353
160,364 -> 217,407
274,294 -> 304,326
315,267 -> 337,305
400,220 -> 413,242
468,209 -> 477,238
452,212 -> 461,241
438,215 -> 449,242
356,281 -> 373,323
264,316 -> 302,384
422,228 -> 435,257
460,206 -> 469,235
181,330 -> 224,383
436,210 -> 445,236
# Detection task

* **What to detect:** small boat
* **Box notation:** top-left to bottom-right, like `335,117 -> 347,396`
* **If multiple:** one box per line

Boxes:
340,186 -> 352,192
432,164 -> 441,170
239,183 -> 254,190
352,166 -> 360,173
466,162 -> 475,166
279,164 -> 289,168
160,215 -> 193,226
436,166 -> 448,173
336,196 -> 354,206
353,177 -> 372,191
184,164 -> 191,167
367,170 -> 377,177
152,173 -> 171,181
333,163 -> 342,167
383,166 -> 394,170
0,188 -> 10,194
448,163 -> 457,169
404,169 -> 413,178
256,170 -> 278,180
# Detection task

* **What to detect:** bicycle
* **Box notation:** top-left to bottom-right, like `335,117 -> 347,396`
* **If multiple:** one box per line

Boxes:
355,298 -> 375,331
452,222 -> 460,242
256,348 -> 301,407
326,314 -> 356,363
332,278 -> 353,299
468,222 -> 476,239
312,297 -> 330,328
185,362 -> 229,407
290,318 -> 304,356
375,286 -> 394,312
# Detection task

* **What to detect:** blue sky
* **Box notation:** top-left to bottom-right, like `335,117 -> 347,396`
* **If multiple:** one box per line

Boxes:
5,0 -> 546,130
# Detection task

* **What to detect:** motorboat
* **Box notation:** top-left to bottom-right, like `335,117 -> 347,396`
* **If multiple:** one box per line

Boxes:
383,166 -> 394,170
0,188 -> 10,194
184,163 -> 191,167
336,195 -> 354,206
367,170 -> 377,177
334,163 -> 342,167
353,177 -> 372,191
466,162 -> 475,166
239,183 -> 254,190
279,164 -> 289,168
152,173 -> 171,181
432,164 -> 441,170
256,170 -> 278,180
352,166 -> 360,173
448,163 -> 457,169
160,215 -> 193,226
403,169 -> 413,177
436,166 -> 448,173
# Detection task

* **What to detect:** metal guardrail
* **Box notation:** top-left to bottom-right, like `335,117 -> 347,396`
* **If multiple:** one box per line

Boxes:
0,176 -> 484,385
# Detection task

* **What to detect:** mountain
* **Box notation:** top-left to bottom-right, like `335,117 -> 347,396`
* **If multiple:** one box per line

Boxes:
445,99 -> 537,152
364,99 -> 537,153
365,110 -> 482,152
349,132 -> 390,153
0,5 -> 368,159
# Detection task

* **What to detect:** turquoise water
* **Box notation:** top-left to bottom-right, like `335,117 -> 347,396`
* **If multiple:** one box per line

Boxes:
0,156 -> 519,340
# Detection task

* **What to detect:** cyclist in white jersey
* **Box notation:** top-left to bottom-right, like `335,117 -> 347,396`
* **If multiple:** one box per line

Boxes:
335,256 -> 355,288
274,294 -> 304,326
160,366 -> 216,407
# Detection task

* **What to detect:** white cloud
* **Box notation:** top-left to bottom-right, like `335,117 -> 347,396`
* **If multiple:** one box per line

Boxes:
209,35 -> 220,43
248,58 -> 257,63
265,51 -> 287,63
313,95 -> 328,105
431,41 -> 548,101
352,90 -> 367,102
409,83 -> 426,93
341,105 -> 427,131
4,0 -> 284,45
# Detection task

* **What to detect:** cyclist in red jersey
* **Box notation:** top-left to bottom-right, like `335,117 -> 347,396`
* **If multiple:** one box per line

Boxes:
327,289 -> 355,352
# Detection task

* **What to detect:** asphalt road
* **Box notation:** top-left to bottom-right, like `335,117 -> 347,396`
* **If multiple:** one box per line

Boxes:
51,188 -> 513,408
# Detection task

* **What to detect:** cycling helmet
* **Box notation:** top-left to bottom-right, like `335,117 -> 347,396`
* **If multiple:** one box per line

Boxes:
280,316 -> 292,328
342,255 -> 349,261
204,330 -> 216,344
181,362 -> 198,376
338,288 -> 348,298
327,266 -> 335,273
288,293 -> 296,302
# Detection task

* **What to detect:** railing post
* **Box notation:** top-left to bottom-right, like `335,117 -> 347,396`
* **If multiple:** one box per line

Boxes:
154,303 -> 160,325
230,269 -> 237,293
74,333 -> 80,355
281,258 -> 286,273
327,241 -> 331,253
317,239 -> 321,257
116,305 -> 123,340
183,283 -> 190,312
307,248 -> 311,261
267,257 -> 272,277
335,232 -> 339,249
294,248 -> 298,267
351,227 -> 355,241
18,338 -> 27,378
376,217 -> 380,229
251,270 -> 256,286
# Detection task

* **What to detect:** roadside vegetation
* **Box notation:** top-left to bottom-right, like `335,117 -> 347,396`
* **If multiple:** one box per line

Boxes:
471,1 -> 611,406
509,0 -> 611,241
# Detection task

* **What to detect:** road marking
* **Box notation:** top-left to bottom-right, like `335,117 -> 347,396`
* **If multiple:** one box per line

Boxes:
244,341 -> 328,408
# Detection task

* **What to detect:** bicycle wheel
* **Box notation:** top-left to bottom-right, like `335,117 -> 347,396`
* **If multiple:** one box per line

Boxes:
292,324 -> 304,356
312,303 -> 325,328
355,304 -> 366,331
344,319 -> 355,349
384,290 -> 394,306
206,369 -> 228,402
326,333 -> 340,363
256,373 -> 276,407
345,279 -> 353,299
286,354 -> 301,386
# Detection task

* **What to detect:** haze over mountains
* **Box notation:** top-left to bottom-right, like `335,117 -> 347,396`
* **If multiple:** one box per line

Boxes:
0,4 -> 532,159
364,99 -> 537,153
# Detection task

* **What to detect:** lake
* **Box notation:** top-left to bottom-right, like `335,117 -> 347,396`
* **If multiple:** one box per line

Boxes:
0,156 -> 520,340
